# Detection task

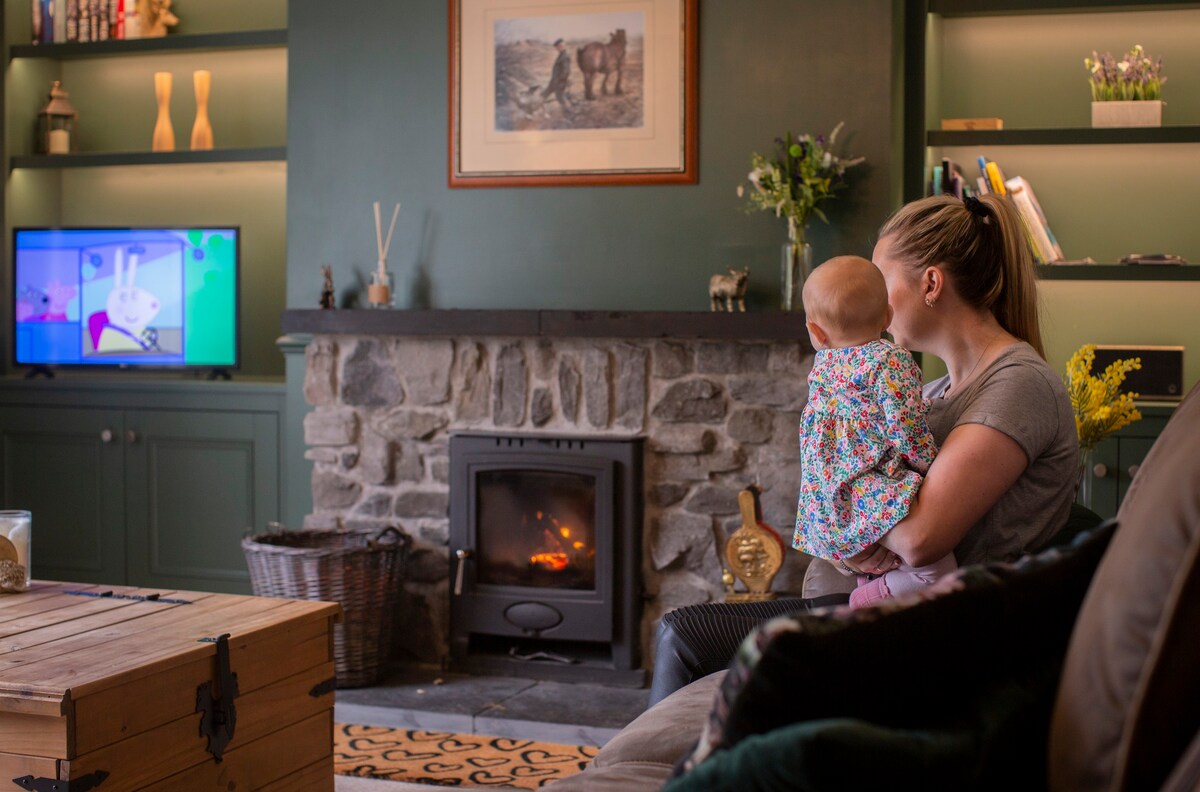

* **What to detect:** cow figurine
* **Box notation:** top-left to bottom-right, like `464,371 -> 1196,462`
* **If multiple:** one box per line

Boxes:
709,267 -> 749,312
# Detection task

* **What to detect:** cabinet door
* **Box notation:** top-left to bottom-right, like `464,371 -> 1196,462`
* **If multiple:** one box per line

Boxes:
0,406 -> 126,584
1084,438 -> 1120,520
1117,437 -> 1158,508
124,409 -> 279,593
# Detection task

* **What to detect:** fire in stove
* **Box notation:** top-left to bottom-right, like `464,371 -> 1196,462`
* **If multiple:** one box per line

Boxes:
527,511 -> 592,573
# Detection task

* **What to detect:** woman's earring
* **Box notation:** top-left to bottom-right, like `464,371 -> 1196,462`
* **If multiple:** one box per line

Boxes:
925,297 -> 936,308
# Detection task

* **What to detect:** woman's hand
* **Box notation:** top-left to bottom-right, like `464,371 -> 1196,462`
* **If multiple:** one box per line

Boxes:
838,544 -> 901,576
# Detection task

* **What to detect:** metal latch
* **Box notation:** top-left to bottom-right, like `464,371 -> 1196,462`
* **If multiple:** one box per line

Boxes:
195,633 -> 240,762
12,771 -> 109,791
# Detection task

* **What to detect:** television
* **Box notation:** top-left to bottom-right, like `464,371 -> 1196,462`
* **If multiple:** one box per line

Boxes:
13,227 -> 239,370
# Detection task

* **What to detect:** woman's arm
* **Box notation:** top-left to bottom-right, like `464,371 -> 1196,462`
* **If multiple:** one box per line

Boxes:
877,422 -> 1029,567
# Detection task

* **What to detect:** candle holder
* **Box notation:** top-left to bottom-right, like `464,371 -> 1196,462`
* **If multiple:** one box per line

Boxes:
368,269 -> 394,309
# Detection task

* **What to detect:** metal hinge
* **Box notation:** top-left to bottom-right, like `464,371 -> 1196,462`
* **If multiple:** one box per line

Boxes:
195,633 -> 240,762
308,677 -> 336,698
11,771 -> 109,791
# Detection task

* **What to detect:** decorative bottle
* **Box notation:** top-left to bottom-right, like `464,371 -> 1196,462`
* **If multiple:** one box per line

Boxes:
152,71 -> 175,152
190,70 -> 214,150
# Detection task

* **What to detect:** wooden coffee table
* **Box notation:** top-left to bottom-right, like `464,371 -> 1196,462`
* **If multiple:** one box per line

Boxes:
0,581 -> 341,790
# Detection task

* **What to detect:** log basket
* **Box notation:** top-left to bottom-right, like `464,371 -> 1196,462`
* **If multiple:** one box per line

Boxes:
242,524 -> 412,687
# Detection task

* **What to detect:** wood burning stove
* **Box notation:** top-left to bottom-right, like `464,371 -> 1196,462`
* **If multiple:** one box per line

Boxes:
449,433 -> 643,685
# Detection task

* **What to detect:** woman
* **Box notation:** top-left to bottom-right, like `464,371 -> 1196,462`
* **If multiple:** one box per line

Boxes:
648,193 -> 1078,706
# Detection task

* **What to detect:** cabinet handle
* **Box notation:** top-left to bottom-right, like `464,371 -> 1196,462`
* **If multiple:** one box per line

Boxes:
1092,463 -> 1109,479
100,429 -> 114,443
1128,464 -> 1140,479
126,430 -> 139,444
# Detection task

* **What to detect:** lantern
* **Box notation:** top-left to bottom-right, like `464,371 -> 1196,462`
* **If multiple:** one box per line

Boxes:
37,81 -> 78,155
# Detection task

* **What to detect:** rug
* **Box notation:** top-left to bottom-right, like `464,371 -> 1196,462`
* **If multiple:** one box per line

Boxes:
334,723 -> 599,789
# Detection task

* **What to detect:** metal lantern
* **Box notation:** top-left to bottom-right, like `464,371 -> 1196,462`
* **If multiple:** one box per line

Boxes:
36,81 -> 78,155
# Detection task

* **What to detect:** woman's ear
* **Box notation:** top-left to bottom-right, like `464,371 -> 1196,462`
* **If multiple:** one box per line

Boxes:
923,265 -> 945,304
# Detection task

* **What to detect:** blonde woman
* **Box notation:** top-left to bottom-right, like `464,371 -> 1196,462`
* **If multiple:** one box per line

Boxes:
648,193 -> 1078,706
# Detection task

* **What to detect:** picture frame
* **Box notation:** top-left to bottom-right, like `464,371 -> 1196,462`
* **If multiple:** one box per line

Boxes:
449,0 -> 698,187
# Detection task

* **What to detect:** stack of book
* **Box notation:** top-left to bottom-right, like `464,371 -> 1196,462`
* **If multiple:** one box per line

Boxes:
930,155 -> 1064,264
31,0 -> 145,44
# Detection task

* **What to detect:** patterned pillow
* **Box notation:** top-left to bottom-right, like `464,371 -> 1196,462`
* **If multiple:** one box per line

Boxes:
671,521 -> 1116,782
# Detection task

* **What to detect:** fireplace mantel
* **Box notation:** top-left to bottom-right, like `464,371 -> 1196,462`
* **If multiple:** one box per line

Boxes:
282,309 -> 812,343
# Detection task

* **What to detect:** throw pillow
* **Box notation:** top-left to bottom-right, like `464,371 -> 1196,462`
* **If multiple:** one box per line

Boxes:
672,520 -> 1116,788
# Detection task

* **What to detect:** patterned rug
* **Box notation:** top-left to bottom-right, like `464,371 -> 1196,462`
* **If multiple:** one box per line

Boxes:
334,723 -> 599,788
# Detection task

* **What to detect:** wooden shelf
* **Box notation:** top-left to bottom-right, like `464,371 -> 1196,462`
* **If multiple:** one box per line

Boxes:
281,309 -> 814,341
10,29 -> 286,60
1037,264 -> 1200,281
11,147 -> 287,169
929,127 -> 1200,147
930,0 -> 1200,17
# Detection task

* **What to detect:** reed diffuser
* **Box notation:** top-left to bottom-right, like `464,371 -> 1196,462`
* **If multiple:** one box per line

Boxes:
368,200 -> 400,308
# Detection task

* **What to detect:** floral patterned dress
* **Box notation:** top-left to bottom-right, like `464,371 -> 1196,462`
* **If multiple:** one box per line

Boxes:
792,339 -> 937,560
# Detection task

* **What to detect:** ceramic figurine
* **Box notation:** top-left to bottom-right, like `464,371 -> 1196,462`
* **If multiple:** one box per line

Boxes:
708,267 -> 749,312
138,0 -> 179,37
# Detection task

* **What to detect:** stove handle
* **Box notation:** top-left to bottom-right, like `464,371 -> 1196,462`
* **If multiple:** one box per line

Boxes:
454,549 -> 473,596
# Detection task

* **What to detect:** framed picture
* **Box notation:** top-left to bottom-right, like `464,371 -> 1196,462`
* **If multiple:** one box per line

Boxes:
449,0 -> 698,187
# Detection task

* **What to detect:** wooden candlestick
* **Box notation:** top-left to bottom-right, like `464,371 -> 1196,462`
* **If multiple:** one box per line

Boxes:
152,72 -> 174,152
190,70 -> 213,150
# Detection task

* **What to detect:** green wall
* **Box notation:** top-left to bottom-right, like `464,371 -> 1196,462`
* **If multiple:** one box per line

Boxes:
286,0 -> 900,313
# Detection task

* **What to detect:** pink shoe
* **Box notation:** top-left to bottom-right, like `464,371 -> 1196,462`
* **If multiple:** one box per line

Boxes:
849,575 -> 893,608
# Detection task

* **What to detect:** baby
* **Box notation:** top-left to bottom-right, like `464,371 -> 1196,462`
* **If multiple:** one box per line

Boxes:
792,255 -> 954,607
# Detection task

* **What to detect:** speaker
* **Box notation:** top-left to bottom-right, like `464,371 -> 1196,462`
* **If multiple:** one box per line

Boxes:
1092,345 -> 1185,401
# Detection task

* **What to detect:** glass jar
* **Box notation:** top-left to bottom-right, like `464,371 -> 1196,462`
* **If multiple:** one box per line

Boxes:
368,269 -> 395,308
0,510 -> 31,592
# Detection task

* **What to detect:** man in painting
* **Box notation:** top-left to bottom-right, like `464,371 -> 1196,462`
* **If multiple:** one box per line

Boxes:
541,38 -> 573,111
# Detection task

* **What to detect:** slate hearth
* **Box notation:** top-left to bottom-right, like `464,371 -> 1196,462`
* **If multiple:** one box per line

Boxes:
284,310 -> 816,674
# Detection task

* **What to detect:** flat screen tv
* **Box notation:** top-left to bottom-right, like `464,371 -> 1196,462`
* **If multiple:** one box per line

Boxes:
13,227 -> 239,370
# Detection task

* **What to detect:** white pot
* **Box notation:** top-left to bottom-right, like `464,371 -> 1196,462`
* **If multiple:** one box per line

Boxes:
1091,100 -> 1163,128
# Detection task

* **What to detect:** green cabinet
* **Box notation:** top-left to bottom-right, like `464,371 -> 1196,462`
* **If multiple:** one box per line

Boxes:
0,379 -> 284,593
1080,405 -> 1173,520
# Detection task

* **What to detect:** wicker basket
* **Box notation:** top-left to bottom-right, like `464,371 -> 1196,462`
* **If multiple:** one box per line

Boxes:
242,525 -> 412,688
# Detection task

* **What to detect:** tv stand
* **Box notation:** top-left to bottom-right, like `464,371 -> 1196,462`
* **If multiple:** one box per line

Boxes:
24,365 -> 54,380
206,368 -> 233,381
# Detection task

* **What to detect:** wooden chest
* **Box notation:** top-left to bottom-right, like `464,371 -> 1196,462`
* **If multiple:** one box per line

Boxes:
0,581 -> 341,791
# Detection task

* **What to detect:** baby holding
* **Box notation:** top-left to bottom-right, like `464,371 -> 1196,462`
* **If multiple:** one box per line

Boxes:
792,255 -> 954,607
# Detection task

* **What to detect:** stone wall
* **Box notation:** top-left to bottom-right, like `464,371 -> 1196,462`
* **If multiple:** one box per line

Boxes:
302,334 -> 815,667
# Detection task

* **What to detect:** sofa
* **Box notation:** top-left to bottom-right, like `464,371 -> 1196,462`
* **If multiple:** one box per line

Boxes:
552,381 -> 1200,791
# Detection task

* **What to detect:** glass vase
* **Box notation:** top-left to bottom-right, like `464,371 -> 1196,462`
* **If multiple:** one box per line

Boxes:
1076,446 -> 1095,510
781,221 -> 812,312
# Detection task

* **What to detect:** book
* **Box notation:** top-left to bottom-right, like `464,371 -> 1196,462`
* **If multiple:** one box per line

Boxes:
1006,176 -> 1063,263
942,157 -> 965,199
984,161 -> 1008,196
941,117 -> 1004,131
1016,176 -> 1065,261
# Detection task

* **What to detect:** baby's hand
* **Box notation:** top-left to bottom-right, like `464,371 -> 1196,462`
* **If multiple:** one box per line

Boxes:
846,544 -> 902,576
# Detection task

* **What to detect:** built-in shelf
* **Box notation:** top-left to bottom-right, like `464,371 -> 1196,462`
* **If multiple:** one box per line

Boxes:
9,29 -> 287,60
11,147 -> 287,169
929,127 -> 1200,147
1037,264 -> 1200,281
930,0 -> 1200,16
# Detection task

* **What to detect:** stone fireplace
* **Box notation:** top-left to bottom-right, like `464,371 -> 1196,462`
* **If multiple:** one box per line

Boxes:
290,310 -> 816,675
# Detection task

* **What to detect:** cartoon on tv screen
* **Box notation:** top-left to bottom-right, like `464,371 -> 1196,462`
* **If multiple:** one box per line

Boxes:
14,228 -> 238,368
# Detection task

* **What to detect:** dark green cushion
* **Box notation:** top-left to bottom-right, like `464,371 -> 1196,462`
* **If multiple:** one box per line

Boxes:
667,520 -> 1116,791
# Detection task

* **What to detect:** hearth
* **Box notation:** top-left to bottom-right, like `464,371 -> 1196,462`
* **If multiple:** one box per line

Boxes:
449,433 -> 643,685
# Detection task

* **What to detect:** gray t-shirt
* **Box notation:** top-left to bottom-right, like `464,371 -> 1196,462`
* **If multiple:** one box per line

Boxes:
923,341 -> 1077,565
